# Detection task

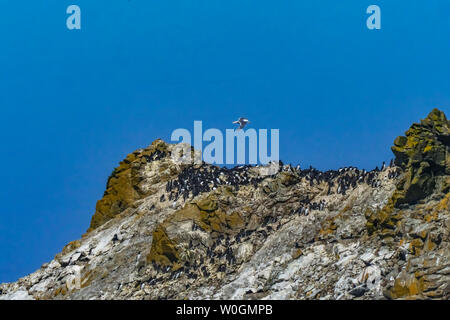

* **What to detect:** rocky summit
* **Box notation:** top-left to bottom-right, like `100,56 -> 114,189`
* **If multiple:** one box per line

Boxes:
1,109 -> 449,300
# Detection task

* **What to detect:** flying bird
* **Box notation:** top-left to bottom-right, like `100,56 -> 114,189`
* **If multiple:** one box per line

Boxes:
232,117 -> 250,130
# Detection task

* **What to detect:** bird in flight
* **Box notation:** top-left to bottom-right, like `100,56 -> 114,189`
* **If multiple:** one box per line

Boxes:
233,117 -> 250,130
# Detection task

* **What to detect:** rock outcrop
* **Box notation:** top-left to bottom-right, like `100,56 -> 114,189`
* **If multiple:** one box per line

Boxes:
1,109 -> 448,300
392,108 -> 449,206
88,139 -> 172,231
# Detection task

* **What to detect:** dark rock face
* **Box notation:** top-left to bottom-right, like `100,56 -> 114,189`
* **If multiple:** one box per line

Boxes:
88,139 -> 172,232
391,109 -> 449,206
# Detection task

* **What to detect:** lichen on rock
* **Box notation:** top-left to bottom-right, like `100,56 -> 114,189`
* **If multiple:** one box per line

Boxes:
147,195 -> 245,268
88,139 -> 171,232
391,108 -> 449,206
146,225 -> 180,267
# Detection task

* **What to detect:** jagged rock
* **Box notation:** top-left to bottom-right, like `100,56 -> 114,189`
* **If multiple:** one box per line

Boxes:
89,139 -> 172,231
392,108 -> 449,206
1,109 -> 448,300
349,285 -> 367,297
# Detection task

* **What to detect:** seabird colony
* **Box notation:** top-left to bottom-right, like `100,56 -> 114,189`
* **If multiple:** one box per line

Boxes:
159,155 -> 401,214
142,150 -> 401,283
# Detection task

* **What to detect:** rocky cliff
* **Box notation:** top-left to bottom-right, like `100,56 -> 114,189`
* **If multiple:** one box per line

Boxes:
1,109 -> 449,300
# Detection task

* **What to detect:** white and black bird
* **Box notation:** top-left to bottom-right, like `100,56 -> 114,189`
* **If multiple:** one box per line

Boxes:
232,117 -> 250,130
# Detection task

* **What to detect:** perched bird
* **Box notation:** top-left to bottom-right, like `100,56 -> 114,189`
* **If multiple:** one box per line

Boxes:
232,117 -> 250,130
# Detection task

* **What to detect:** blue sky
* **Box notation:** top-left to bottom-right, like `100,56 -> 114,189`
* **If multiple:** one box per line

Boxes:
0,1 -> 449,282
